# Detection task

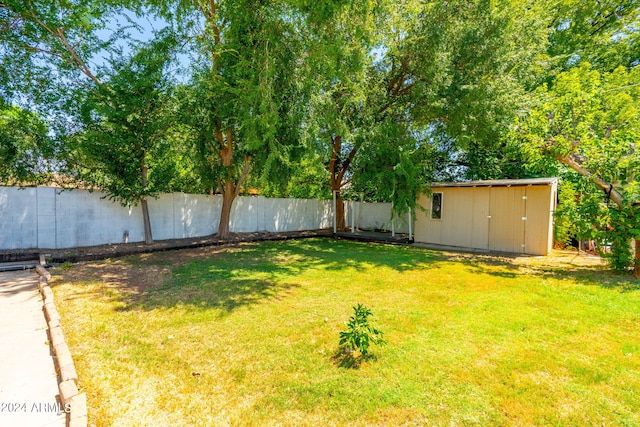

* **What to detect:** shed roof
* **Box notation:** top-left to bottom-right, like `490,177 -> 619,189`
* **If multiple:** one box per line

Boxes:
430,177 -> 557,188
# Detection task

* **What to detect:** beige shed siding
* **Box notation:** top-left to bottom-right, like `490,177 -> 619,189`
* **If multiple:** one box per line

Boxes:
489,186 -> 526,253
443,188 -> 473,247
470,187 -> 490,250
415,187 -> 490,249
524,184 -> 556,255
415,179 -> 556,256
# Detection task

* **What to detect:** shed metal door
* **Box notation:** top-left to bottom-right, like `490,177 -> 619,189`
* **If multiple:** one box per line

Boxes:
489,186 -> 526,253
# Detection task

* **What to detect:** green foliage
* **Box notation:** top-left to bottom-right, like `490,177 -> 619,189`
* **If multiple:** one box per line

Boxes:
257,155 -> 330,199
69,35 -> 176,206
607,230 -> 634,271
408,0 -> 551,147
166,0 -> 308,234
553,180 -> 579,248
0,0 -> 118,103
0,101 -> 54,185
548,0 -> 640,72
339,303 -> 386,358
348,121 -> 436,215
553,178 -> 610,248
604,206 -> 640,272
512,61 -> 639,272
60,262 -> 74,271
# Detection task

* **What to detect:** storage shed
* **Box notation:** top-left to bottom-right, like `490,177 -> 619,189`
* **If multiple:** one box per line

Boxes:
414,178 -> 558,256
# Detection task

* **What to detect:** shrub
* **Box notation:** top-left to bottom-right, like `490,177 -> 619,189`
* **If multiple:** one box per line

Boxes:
339,303 -> 386,357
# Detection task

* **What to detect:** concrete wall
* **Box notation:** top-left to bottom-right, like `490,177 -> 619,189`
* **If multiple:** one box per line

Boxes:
0,187 -> 344,250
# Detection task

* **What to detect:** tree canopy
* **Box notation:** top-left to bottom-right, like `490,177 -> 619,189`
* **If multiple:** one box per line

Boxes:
0,0 -> 638,273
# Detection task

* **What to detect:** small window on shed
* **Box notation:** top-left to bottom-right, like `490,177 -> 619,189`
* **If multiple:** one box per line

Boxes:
431,192 -> 443,219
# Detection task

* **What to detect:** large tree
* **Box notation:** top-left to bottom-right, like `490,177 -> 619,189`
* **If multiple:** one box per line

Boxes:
152,0 -> 306,238
301,0 -> 422,230
515,63 -> 640,275
509,0 -> 640,275
299,0 -> 563,231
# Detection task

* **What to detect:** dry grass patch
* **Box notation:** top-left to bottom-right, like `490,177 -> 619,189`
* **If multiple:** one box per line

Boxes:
51,239 -> 640,426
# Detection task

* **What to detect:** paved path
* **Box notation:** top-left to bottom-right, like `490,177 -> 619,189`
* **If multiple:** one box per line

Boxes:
0,269 -> 66,427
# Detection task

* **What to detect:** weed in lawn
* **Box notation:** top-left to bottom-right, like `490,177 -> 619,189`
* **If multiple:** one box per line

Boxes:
337,304 -> 386,368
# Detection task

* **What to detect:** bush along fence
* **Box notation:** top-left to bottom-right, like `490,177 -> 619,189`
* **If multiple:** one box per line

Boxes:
0,186 -> 408,250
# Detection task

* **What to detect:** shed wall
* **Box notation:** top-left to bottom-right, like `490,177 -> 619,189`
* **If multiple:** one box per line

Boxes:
415,183 -> 555,255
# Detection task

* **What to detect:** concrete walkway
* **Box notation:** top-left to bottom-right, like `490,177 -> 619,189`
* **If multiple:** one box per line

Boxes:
0,269 -> 66,427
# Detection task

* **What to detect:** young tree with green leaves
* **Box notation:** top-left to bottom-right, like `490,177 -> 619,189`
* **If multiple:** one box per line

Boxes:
1,1 -> 184,244
68,38 -> 176,244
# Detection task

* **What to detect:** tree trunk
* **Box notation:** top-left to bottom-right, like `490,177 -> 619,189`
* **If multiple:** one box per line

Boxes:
217,180 -> 235,239
214,125 -> 251,239
141,197 -> 153,244
335,192 -> 346,231
558,155 -> 624,206
140,160 -> 153,244
328,135 -> 359,232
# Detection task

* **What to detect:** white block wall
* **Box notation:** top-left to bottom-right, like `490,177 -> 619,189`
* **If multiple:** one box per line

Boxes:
0,187 -> 345,249
0,187 -> 38,249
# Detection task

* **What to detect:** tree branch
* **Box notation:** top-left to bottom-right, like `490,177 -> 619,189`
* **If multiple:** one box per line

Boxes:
23,7 -> 102,85
234,156 -> 252,198
557,154 -> 624,207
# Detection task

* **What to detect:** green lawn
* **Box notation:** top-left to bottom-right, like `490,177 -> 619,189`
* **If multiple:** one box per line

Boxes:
53,239 -> 640,426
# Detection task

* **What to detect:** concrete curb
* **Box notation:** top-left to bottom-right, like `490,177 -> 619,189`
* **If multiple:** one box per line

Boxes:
36,265 -> 87,427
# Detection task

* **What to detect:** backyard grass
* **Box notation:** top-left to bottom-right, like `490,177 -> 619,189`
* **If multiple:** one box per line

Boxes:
52,238 -> 640,426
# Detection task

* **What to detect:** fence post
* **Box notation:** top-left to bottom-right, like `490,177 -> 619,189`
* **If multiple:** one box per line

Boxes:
351,201 -> 355,233
359,193 -> 363,232
391,202 -> 395,237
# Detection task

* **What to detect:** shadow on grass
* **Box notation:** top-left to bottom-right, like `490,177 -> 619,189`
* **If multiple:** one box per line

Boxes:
119,277 -> 301,314
108,238 -> 451,313
56,238 -> 639,316
332,348 -> 378,369
527,265 -> 640,293
436,248 -> 639,292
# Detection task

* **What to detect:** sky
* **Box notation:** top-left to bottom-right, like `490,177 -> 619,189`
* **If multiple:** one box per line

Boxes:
91,9 -> 190,80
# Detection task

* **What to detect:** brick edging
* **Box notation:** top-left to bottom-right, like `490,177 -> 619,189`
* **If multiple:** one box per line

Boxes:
36,265 -> 88,427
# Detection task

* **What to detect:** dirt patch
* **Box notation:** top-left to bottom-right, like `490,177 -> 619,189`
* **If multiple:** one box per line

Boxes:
54,242 -> 256,296
47,231 -> 332,297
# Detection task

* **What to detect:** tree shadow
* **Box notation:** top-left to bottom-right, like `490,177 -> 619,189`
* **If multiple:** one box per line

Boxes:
332,348 -> 378,369
521,264 -> 640,293
53,238 -> 639,316
119,277 -> 301,314
83,238 -> 447,314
